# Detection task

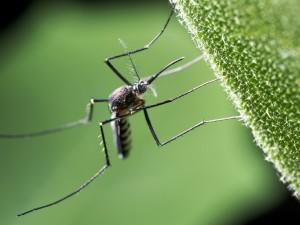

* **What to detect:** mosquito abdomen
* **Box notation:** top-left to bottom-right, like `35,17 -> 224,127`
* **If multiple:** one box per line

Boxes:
111,113 -> 132,159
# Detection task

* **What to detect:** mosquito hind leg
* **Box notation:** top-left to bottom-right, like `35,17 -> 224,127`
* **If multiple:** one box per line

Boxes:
17,122 -> 111,217
104,4 -> 175,85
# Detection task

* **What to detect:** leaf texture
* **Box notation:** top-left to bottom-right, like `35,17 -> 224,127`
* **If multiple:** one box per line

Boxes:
172,0 -> 300,196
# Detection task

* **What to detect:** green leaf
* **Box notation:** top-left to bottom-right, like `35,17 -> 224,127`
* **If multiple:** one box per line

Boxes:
171,0 -> 300,196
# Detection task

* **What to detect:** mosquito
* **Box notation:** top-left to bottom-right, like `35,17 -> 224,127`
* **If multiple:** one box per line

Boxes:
0,3 -> 242,217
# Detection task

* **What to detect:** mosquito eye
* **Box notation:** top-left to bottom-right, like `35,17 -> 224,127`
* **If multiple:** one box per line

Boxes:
138,85 -> 146,93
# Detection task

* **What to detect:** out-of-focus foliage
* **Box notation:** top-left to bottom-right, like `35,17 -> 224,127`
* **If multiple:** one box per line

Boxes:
172,0 -> 300,196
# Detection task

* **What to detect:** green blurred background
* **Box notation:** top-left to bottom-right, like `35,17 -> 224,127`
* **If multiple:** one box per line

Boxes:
0,1 -> 291,225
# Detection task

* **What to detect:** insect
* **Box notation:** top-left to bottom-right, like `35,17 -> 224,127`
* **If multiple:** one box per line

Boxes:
0,3 -> 241,217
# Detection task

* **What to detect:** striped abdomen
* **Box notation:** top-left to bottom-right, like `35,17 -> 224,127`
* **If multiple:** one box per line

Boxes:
111,113 -> 132,159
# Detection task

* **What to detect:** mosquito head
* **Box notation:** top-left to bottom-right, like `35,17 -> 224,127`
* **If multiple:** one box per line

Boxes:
132,80 -> 148,95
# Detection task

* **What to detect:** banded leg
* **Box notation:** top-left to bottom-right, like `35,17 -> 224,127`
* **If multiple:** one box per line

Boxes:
105,4 -> 175,85
17,122 -> 111,216
0,98 -> 108,139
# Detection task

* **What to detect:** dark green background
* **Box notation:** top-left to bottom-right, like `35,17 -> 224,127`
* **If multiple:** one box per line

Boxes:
0,1 -> 285,225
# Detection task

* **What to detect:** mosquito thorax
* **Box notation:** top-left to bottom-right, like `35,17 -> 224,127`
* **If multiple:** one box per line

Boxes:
108,85 -> 145,114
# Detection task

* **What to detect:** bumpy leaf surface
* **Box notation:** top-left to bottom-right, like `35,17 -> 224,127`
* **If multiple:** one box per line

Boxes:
172,0 -> 300,195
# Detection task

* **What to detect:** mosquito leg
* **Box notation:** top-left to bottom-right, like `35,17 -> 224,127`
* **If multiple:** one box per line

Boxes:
99,124 -> 111,166
144,78 -> 221,110
17,122 -> 111,217
0,98 -> 108,139
143,108 -> 242,147
104,4 -> 175,85
99,115 -> 130,126
140,78 -> 241,146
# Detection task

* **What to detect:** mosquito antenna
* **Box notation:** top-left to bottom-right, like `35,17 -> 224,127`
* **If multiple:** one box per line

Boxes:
146,57 -> 184,85
119,38 -> 141,81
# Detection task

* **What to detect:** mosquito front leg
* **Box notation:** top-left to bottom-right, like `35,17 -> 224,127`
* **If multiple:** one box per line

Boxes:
144,78 -> 220,110
104,4 -> 175,85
